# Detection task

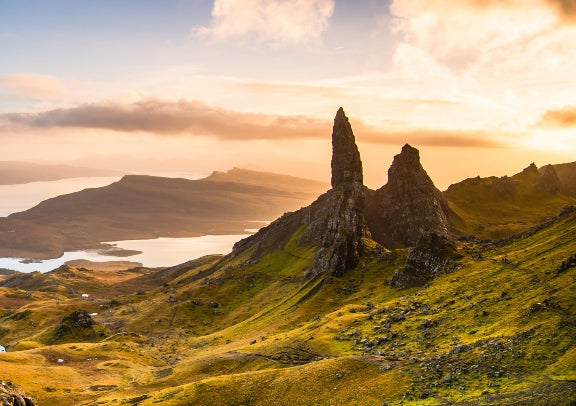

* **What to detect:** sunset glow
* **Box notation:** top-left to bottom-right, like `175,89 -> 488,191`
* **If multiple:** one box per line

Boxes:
1,0 -> 575,188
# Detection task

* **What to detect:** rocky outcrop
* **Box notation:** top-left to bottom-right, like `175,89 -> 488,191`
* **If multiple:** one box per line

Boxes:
53,310 -> 97,342
232,108 -> 368,277
537,164 -> 561,194
302,108 -> 367,276
0,381 -> 36,406
366,144 -> 453,248
547,161 -> 576,196
390,231 -> 462,288
331,107 -> 363,188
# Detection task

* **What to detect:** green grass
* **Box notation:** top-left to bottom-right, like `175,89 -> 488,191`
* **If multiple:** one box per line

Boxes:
0,212 -> 575,405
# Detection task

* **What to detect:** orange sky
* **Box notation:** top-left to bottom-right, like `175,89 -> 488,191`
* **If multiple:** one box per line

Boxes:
1,0 -> 575,189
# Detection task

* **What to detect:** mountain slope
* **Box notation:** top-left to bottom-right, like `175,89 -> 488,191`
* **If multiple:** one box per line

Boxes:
0,170 -> 328,259
545,161 -> 576,196
445,163 -> 576,239
0,190 -> 573,405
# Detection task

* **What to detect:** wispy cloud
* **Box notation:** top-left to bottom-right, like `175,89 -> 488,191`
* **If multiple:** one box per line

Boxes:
0,74 -> 68,99
194,0 -> 335,46
3,99 -> 330,140
358,127 -> 506,148
2,98 -> 503,148
536,105 -> 576,128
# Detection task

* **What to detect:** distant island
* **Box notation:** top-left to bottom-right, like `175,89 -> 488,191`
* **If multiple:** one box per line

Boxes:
0,168 -> 329,259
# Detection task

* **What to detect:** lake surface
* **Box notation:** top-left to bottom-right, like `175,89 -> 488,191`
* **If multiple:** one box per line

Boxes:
0,234 -> 248,273
0,176 -> 261,273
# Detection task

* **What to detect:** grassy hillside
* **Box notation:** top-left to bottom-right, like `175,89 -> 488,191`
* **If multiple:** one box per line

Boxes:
0,209 -> 575,405
445,164 -> 576,239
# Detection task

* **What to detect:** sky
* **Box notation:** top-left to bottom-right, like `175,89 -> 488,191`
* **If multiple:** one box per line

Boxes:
1,0 -> 575,189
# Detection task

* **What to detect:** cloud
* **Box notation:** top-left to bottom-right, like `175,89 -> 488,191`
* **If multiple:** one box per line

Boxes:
541,0 -> 576,22
536,105 -> 576,127
0,74 -> 68,99
2,98 -> 503,148
357,127 -> 506,148
194,0 -> 335,46
3,99 -> 331,140
389,0 -> 576,77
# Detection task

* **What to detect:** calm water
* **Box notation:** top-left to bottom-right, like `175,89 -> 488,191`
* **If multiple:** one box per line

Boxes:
0,235 -> 248,273
0,177 -> 260,273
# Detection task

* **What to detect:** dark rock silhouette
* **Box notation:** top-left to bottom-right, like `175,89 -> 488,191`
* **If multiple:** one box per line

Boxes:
232,108 -> 368,276
366,144 -> 453,248
390,231 -> 462,288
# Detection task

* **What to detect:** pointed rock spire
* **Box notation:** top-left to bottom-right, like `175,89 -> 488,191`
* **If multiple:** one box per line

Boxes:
331,107 -> 363,189
231,107 -> 369,278
365,144 -> 453,248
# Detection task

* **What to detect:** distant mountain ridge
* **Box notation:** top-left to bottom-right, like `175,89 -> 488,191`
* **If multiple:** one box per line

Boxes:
0,169 -> 329,259
0,161 -> 122,185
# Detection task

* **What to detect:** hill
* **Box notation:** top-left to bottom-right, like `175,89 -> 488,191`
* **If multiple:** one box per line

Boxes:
0,161 -> 122,185
0,169 -> 328,259
445,163 -> 576,240
0,109 -> 573,405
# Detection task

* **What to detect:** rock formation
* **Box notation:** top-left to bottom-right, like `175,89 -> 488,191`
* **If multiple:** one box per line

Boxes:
366,144 -> 453,248
331,107 -> 363,188
301,107 -> 367,276
0,381 -> 36,406
53,309 -> 97,342
537,164 -> 561,194
232,108 -> 368,277
389,231 -> 462,288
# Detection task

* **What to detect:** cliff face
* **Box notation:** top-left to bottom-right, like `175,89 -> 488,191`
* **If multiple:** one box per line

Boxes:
232,108 -> 368,277
366,144 -> 453,248
389,231 -> 462,288
302,107 -> 367,276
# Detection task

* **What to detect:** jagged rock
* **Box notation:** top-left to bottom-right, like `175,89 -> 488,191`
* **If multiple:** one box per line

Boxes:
52,309 -> 96,342
390,231 -> 462,288
366,144 -> 453,248
331,107 -> 363,188
232,108 -> 368,277
537,164 -> 561,194
0,381 -> 36,406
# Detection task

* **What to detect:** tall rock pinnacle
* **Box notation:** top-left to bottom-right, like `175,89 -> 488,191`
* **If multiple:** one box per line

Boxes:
365,144 -> 453,248
232,108 -> 368,277
303,108 -> 367,276
331,107 -> 363,188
